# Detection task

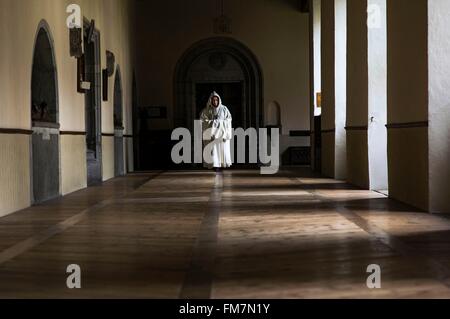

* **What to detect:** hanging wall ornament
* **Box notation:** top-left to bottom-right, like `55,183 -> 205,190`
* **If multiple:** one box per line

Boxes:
106,51 -> 116,77
87,19 -> 95,43
213,0 -> 232,34
102,51 -> 116,101
69,27 -> 82,58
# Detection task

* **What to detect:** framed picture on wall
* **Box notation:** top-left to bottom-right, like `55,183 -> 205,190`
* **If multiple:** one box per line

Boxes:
316,92 -> 322,108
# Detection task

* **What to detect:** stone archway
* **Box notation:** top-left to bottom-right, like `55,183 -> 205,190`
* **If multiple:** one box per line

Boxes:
31,20 -> 60,204
174,37 -> 264,132
114,66 -> 124,177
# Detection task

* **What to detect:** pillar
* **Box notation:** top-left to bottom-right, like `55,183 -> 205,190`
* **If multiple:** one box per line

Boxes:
321,0 -> 347,180
310,0 -> 321,171
387,0 -> 428,210
346,0 -> 388,190
346,0 -> 369,189
428,0 -> 450,213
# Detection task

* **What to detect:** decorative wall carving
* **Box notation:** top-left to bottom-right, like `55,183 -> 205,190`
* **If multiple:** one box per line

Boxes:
208,52 -> 227,70
213,15 -> 232,34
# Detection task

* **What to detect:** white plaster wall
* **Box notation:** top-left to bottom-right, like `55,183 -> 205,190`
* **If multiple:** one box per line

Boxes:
313,0 -> 322,117
102,136 -> 114,181
61,135 -> 86,195
428,0 -> 450,213
367,0 -> 388,191
334,0 -> 347,180
387,0 -> 428,211
0,0 -> 135,216
0,135 -> 30,217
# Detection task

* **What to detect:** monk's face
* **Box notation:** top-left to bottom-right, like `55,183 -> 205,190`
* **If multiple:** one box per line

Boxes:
212,96 -> 220,108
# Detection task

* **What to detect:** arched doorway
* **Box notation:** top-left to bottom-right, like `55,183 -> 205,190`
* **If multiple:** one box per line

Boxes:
174,37 -> 264,166
114,66 -> 124,176
31,20 -> 60,204
84,21 -> 102,185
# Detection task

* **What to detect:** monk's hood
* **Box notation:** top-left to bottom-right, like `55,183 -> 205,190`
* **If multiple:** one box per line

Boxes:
207,91 -> 224,109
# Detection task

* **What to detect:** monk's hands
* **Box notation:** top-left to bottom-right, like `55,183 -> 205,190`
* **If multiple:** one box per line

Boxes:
210,136 -> 227,143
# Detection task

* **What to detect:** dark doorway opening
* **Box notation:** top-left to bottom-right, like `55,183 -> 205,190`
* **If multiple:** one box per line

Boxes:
84,23 -> 102,186
114,67 -> 125,177
134,37 -> 263,171
171,37 -> 263,170
31,21 -> 60,204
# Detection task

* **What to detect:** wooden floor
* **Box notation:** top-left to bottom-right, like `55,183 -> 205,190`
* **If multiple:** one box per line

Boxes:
1,169 -> 450,298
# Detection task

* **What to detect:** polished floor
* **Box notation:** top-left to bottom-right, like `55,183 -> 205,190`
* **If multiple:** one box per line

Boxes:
1,169 -> 450,298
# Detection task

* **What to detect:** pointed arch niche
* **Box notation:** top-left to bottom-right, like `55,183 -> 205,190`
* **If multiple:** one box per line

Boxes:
30,20 -> 60,204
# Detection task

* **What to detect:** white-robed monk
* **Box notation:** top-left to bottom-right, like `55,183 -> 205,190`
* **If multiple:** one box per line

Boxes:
200,92 -> 233,172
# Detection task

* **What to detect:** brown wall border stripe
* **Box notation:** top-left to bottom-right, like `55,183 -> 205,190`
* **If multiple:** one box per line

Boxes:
386,121 -> 428,129
321,129 -> 336,134
345,125 -> 368,131
0,128 -> 33,135
290,130 -> 311,137
102,133 -> 115,137
60,131 -> 86,136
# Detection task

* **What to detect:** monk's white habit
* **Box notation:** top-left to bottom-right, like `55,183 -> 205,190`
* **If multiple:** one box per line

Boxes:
200,92 -> 233,169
